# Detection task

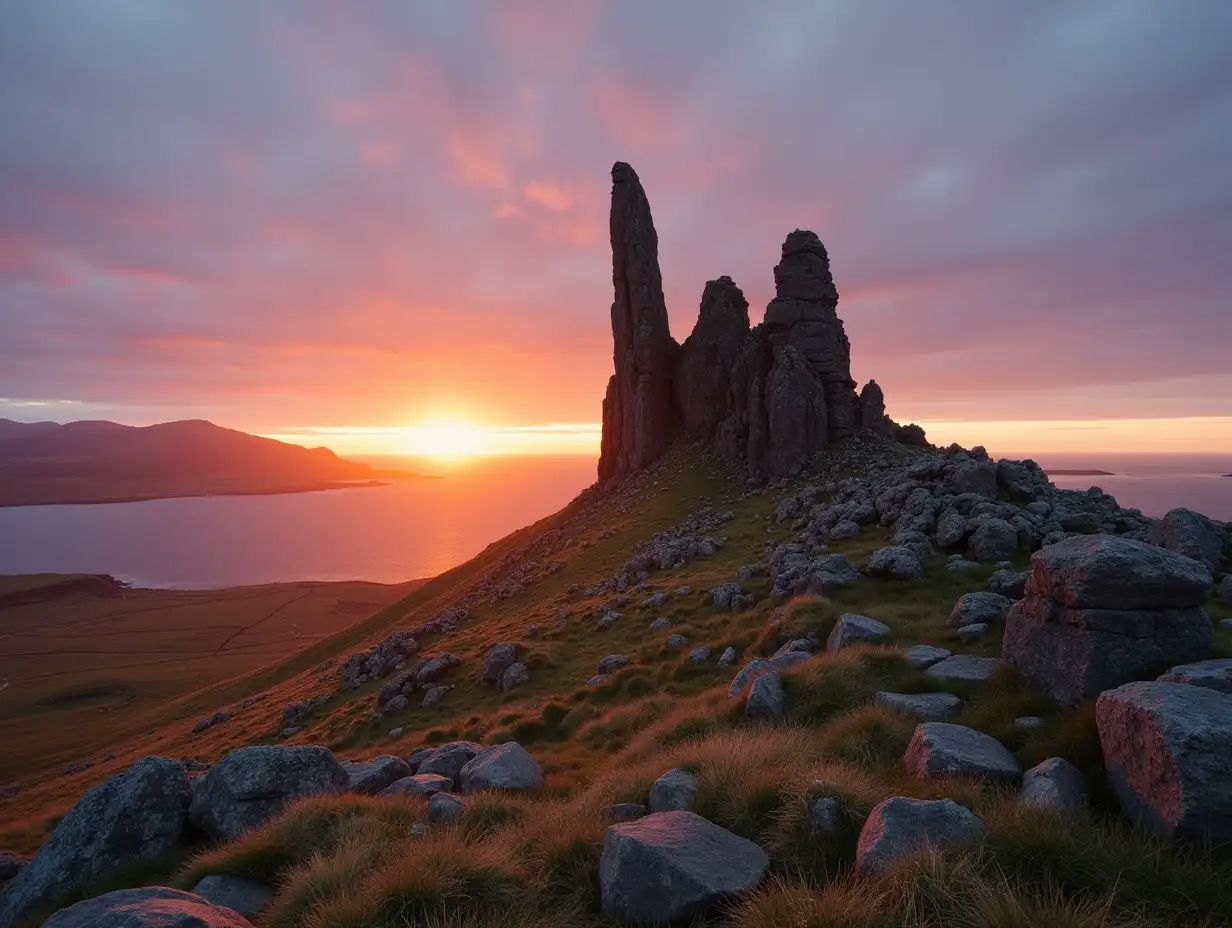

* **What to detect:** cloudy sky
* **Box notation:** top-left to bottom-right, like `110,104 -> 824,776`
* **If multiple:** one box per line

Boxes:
2,1 -> 1230,454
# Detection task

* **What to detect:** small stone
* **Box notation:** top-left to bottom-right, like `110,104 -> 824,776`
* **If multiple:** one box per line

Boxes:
499,662 -> 530,692
809,796 -> 842,834
421,686 -> 451,709
875,692 -> 962,721
904,645 -> 951,669
925,655 -> 1002,682
343,755 -> 412,794
956,622 -> 989,643
379,774 -> 452,798
903,723 -> 1021,783
648,768 -> 698,813
949,592 -> 1013,628
718,646 -> 737,666
1019,757 -> 1087,812
865,545 -> 924,581
190,875 -> 272,919
427,792 -> 465,824
745,671 -> 786,719
826,613 -> 891,651
648,618 -> 672,632
666,633 -> 689,650
1014,716 -> 1044,731
688,646 -> 712,664
586,674 -> 610,686
598,654 -> 631,675
856,797 -> 985,878
988,570 -> 1028,600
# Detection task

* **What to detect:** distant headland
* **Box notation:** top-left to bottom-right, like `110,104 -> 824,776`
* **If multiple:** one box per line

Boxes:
0,418 -> 415,507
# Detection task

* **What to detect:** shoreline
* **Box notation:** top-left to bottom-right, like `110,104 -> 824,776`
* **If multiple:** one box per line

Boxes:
0,478 -> 397,509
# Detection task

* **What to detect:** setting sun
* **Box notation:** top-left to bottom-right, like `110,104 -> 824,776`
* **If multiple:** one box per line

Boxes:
405,418 -> 488,459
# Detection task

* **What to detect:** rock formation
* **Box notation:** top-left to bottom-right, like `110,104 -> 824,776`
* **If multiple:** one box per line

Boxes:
598,162 -> 679,482
596,163 -> 925,483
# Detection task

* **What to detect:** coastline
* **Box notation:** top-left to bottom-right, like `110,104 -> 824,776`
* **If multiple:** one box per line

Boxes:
0,478 -> 398,509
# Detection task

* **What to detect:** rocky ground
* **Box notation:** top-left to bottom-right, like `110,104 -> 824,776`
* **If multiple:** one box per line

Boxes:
1,434 -> 1230,927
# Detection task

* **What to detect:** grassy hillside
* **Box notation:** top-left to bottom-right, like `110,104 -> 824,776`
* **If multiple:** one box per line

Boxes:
4,442 -> 1231,925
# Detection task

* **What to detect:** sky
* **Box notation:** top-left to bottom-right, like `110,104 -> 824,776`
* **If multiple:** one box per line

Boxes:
1,1 -> 1230,457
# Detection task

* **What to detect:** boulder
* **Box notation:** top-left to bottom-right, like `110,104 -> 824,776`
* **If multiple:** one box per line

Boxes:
1147,507 -> 1226,573
875,692 -> 962,721
950,458 -> 998,498
597,654 -> 630,675
905,645 -> 951,669
1096,681 -> 1232,845
1156,658 -> 1232,694
648,768 -> 698,813
855,797 -> 985,878
744,671 -> 786,719
956,623 -> 989,643
988,569 -> 1028,600
903,723 -> 1021,783
1025,534 -> 1212,611
826,613 -> 891,651
949,592 -> 1013,628
457,743 -> 544,793
1019,758 -> 1087,813
865,546 -> 925,581
499,662 -> 530,692
599,811 -> 770,923
379,774 -> 452,798
343,755 -> 412,795
416,742 -> 484,782
427,792 -> 465,825
727,651 -> 811,697
190,876 -> 272,920
598,162 -> 678,481
666,633 -> 689,650
479,642 -> 518,686
40,888 -> 253,928
925,655 -> 1002,682
0,757 -> 188,927
970,519 -> 1018,562
188,746 -> 346,842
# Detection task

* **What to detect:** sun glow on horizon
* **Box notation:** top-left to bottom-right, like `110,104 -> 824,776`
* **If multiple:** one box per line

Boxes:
404,417 -> 488,459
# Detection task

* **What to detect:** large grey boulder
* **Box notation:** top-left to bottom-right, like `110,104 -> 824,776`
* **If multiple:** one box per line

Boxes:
727,650 -> 810,697
188,746 -> 347,842
379,774 -> 452,798
875,692 -> 962,721
343,755 -> 412,794
988,569 -> 1028,600
1147,507 -> 1226,573
745,671 -> 786,719
1005,536 -> 1213,705
925,655 -> 1002,682
970,519 -> 1018,562
0,757 -> 188,928
41,887 -> 253,928
1096,681 -> 1232,846
865,546 -> 925,581
648,768 -> 698,813
190,876 -> 271,920
479,642 -> 519,686
826,613 -> 891,651
416,741 -> 484,782
1157,658 -> 1232,694
1019,757 -> 1087,813
599,811 -> 769,923
1024,534 -> 1212,610
457,743 -> 544,793
903,723 -> 1021,783
856,797 -> 985,877
949,592 -> 1013,628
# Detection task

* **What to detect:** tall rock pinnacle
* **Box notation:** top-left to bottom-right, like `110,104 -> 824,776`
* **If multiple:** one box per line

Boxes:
598,162 -> 679,481
675,276 -> 750,439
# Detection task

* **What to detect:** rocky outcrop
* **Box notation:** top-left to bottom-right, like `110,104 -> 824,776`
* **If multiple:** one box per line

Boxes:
41,887 -> 253,928
1004,536 -> 1213,705
0,757 -> 189,928
599,162 -> 679,482
597,163 -> 922,483
675,277 -> 749,438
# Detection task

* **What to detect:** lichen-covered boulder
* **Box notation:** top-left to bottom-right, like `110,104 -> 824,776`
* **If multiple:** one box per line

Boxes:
903,723 -> 1020,783
727,650 -> 810,697
342,755 -> 412,795
0,757 -> 188,927
949,592 -> 1012,628
457,743 -> 544,793
648,768 -> 698,813
188,746 -> 347,842
856,797 -> 984,877
744,671 -> 786,719
416,742 -> 484,782
826,613 -> 890,651
1147,507 -> 1226,573
865,546 -> 925,581
970,518 -> 1018,562
1019,757 -> 1087,813
599,811 -> 769,923
41,888 -> 253,928
1096,681 -> 1232,846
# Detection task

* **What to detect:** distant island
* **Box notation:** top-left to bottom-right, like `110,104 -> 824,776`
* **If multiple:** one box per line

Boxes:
0,418 -> 414,506
1043,469 -> 1116,476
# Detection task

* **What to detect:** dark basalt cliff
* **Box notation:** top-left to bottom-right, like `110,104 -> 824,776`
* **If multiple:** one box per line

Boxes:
599,163 -> 926,482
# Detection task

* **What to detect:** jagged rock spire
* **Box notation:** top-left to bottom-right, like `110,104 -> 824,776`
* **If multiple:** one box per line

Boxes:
675,276 -> 750,439
598,162 -> 679,482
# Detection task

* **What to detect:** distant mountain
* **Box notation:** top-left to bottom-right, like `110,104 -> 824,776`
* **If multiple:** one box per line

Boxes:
0,418 -> 408,506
